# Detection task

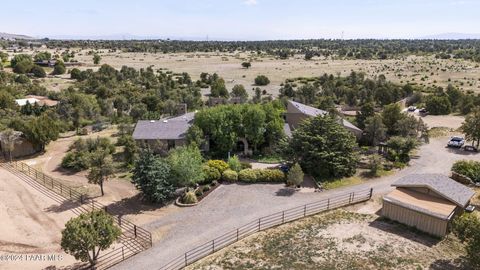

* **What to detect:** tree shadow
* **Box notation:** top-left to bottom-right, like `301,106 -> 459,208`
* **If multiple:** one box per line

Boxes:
45,199 -> 81,214
103,193 -> 169,217
429,258 -> 472,270
368,217 -> 441,247
275,188 -> 296,197
445,147 -> 479,156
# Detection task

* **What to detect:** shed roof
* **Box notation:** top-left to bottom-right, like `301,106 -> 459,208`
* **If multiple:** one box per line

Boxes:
392,174 -> 475,207
384,188 -> 457,220
133,112 -> 195,140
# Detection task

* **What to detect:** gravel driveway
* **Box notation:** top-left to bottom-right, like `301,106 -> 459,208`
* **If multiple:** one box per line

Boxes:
113,136 -> 480,270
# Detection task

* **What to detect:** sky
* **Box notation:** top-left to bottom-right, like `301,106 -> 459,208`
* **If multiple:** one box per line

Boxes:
1,0 -> 480,40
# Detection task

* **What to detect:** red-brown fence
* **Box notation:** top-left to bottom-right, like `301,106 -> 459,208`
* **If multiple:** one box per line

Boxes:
160,188 -> 373,270
1,161 -> 152,269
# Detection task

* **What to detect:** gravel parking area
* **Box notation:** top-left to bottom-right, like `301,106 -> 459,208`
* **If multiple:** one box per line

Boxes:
114,136 -> 480,270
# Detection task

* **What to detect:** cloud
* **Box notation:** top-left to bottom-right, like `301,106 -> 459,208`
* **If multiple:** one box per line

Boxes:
244,0 -> 258,6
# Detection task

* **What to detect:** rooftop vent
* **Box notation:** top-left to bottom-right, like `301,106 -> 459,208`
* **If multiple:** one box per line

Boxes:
150,120 -> 155,123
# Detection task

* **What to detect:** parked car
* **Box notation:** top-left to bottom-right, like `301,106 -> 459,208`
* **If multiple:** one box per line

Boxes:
407,106 -> 416,112
464,145 -> 478,152
447,136 -> 465,148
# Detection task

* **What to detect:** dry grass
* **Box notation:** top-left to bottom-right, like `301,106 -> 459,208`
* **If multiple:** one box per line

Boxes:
188,209 -> 470,270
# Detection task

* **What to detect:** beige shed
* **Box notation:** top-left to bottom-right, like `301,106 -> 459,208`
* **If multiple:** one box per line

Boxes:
382,174 -> 475,237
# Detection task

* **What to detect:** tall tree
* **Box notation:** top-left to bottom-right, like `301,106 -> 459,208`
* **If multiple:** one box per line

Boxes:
87,150 -> 114,196
93,54 -> 101,65
356,102 -> 375,129
0,129 -> 22,161
281,115 -> 358,179
461,107 -> 480,148
167,145 -> 205,187
61,210 -> 121,268
364,115 -> 387,146
381,103 -> 403,135
132,149 -> 175,203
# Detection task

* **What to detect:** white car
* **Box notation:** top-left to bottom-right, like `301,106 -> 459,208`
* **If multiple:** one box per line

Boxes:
447,136 -> 465,148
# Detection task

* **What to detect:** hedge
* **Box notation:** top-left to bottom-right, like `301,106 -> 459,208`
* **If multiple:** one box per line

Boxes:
206,160 -> 229,173
222,169 -> 238,182
202,165 -> 221,183
238,168 -> 285,183
452,160 -> 480,182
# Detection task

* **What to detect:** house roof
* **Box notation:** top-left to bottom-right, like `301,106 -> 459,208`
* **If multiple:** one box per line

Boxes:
288,100 -> 328,117
392,174 -> 475,207
15,98 -> 40,106
133,112 -> 195,140
384,187 -> 457,220
287,100 -> 362,133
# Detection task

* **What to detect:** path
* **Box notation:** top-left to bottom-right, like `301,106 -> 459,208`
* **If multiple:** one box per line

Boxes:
113,136 -> 480,270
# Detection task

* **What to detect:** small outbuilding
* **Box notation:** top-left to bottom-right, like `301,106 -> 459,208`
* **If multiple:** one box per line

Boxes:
382,174 -> 475,237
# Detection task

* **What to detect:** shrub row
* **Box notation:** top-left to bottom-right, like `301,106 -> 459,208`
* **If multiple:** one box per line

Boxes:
237,168 -> 285,183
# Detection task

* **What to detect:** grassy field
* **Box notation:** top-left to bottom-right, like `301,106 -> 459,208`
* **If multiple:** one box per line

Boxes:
188,209 -> 470,270
9,49 -> 480,96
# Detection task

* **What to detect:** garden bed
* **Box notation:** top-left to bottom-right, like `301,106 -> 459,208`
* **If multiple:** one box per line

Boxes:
175,181 -> 221,207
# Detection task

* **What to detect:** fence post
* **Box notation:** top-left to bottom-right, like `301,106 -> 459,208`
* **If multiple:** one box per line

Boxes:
258,218 -> 261,231
304,205 -> 307,217
236,228 -> 239,241
352,192 -> 355,203
212,240 -> 215,253
122,246 -> 125,260
80,194 -> 84,204
134,225 -> 137,238
60,184 -> 62,195
349,193 -> 352,204
69,189 -> 71,199
92,200 -> 94,211
185,253 -> 188,267
51,179 -> 54,189
369,188 -> 373,199
118,216 -> 122,226
282,211 -> 285,223
327,199 -> 330,210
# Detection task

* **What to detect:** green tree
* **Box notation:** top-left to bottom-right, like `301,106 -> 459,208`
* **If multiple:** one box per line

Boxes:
254,75 -> 270,86
132,149 -> 175,203
31,65 -> 47,78
11,54 -> 33,74
231,84 -> 248,102
241,62 -> 251,69
0,91 -> 16,109
0,52 -> 8,63
461,107 -> 480,148
121,135 -> 138,167
381,103 -> 403,135
52,60 -> 66,75
167,145 -> 205,187
210,77 -> 229,98
61,210 -> 121,268
24,114 -> 61,150
93,54 -> 101,65
364,115 -> 387,146
425,95 -> 452,115
34,51 -> 52,62
87,150 -> 114,196
395,115 -> 419,137
452,213 -> 480,267
0,129 -> 22,161
287,163 -> 304,187
186,125 -> 205,147
386,136 -> 417,163
356,102 -> 375,129
282,115 -> 358,179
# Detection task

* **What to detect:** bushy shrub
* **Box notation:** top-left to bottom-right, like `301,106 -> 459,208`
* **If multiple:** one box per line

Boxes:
195,189 -> 203,197
227,155 -> 242,172
182,191 -> 198,204
222,169 -> 238,182
238,169 -> 258,182
452,160 -> 480,182
256,169 -> 285,182
238,168 -> 285,183
202,185 -> 211,192
240,161 -> 252,169
206,160 -> 229,173
287,163 -> 304,186
61,151 -> 90,171
202,165 -> 221,183
254,75 -> 270,86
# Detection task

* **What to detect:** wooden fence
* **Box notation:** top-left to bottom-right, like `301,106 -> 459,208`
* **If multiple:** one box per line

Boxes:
1,161 -> 152,269
160,188 -> 373,270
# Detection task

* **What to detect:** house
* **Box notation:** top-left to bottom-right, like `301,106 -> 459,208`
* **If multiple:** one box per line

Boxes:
132,112 -> 196,154
382,174 -> 475,237
285,100 -> 363,139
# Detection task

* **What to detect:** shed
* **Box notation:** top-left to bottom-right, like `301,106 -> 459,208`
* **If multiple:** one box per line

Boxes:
382,174 -> 475,237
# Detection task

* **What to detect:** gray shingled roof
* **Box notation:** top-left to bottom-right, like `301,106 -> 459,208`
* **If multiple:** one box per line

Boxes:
289,100 -> 328,117
133,112 -> 195,140
288,100 -> 361,132
392,174 -> 475,207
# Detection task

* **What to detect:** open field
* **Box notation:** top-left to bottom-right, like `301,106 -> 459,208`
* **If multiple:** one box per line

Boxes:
0,167 -> 78,270
9,49 -> 480,96
187,207 -> 471,270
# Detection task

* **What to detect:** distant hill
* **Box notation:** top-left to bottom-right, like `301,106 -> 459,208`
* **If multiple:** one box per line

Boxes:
420,33 -> 480,40
0,32 -> 35,40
